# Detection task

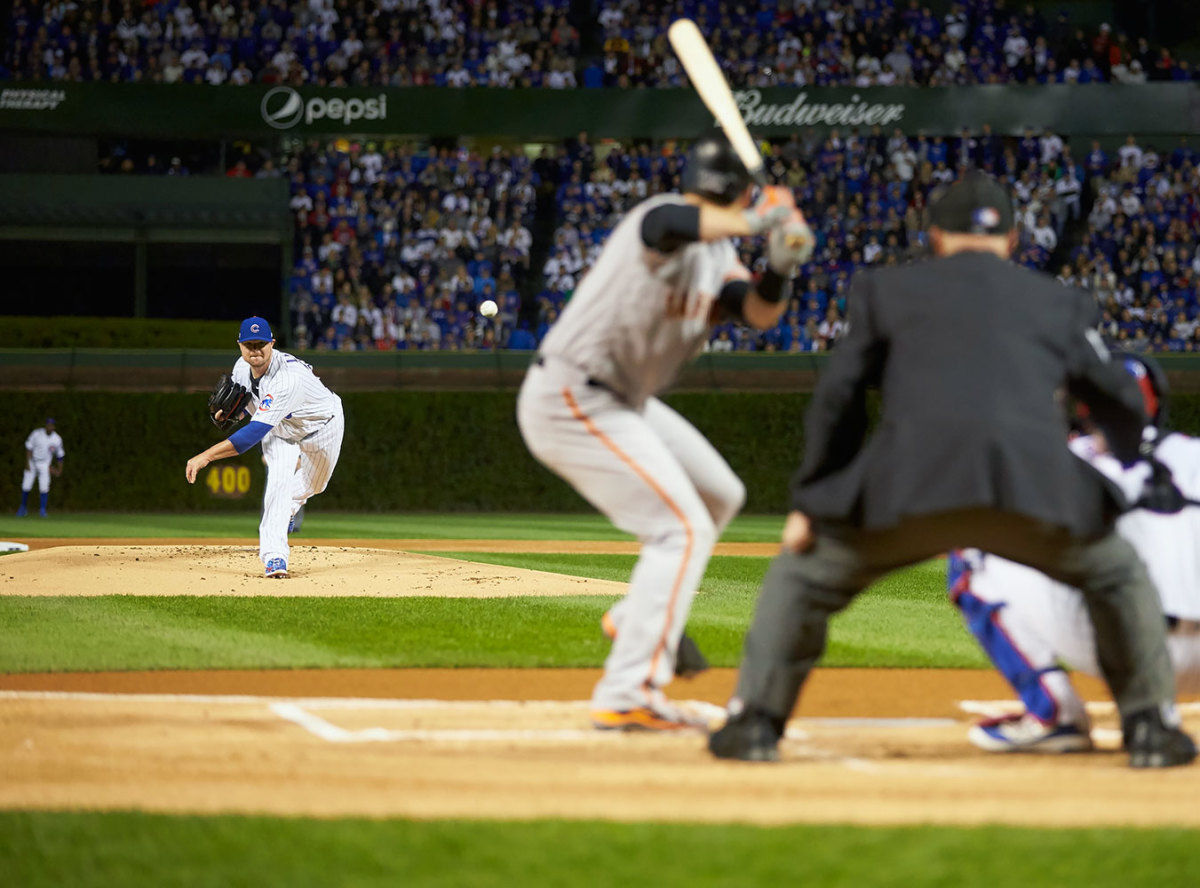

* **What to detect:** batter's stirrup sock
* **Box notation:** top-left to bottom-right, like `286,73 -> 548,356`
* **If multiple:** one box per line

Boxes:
39,492 -> 48,513
19,490 -> 30,510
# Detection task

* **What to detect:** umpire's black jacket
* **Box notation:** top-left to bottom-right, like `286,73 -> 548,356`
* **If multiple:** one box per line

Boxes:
791,250 -> 1146,538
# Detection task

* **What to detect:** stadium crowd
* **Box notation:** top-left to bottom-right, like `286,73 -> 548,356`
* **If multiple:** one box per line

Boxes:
281,139 -> 539,351
11,0 -> 1200,354
5,0 -> 1195,88
239,124 -> 1195,354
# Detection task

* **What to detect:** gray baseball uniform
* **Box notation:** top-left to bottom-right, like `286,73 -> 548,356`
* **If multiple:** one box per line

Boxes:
517,194 -> 749,718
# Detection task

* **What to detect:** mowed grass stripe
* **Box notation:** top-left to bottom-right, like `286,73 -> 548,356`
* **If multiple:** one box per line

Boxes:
0,556 -> 988,672
0,511 -> 785,541
2,811 -> 1196,888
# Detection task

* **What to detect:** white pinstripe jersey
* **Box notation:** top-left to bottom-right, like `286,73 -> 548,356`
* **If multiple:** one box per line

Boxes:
232,350 -> 342,444
25,428 -> 64,463
538,194 -> 748,408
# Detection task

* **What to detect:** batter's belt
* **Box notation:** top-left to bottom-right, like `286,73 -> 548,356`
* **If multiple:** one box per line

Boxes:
1167,616 -> 1200,636
534,354 -> 623,398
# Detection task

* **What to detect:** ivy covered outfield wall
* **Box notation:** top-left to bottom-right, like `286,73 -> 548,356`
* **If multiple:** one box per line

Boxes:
7,390 -> 1200,514
0,391 -> 805,513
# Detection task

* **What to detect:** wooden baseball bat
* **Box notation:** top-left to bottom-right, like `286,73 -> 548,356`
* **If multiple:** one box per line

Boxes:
668,18 -> 766,186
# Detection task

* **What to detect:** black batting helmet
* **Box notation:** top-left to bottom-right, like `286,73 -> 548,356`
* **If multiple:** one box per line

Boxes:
1119,352 -> 1169,429
682,128 -> 752,206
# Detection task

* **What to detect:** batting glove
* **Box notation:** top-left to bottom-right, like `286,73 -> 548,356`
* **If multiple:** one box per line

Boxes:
767,211 -> 816,273
743,185 -> 795,235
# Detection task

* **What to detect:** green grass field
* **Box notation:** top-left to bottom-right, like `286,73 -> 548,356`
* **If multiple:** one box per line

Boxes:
3,812 -> 1196,888
0,510 -> 786,541
2,512 -> 1195,885
0,512 -> 984,671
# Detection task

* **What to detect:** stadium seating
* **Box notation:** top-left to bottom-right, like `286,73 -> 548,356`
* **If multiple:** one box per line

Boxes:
7,0 -> 1195,87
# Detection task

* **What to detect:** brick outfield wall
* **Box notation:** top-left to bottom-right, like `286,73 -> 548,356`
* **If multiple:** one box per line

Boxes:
6,390 -> 1200,514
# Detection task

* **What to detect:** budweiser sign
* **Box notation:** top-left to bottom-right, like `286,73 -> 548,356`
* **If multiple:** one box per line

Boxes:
733,90 -> 906,128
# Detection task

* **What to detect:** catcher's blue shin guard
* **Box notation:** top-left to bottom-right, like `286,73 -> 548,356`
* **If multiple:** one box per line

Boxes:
948,552 -> 1065,724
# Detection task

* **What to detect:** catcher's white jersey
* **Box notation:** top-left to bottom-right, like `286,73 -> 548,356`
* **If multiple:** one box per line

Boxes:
956,431 -> 1200,713
25,428 -> 65,465
538,194 -> 748,408
231,350 -> 341,441
1079,432 -> 1200,621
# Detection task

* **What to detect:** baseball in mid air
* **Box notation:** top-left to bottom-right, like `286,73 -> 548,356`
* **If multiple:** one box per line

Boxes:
479,299 -> 499,318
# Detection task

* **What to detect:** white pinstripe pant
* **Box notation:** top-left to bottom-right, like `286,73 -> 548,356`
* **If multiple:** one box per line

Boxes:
259,412 -> 344,567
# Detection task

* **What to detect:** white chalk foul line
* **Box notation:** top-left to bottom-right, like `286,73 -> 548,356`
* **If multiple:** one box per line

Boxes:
959,699 -> 1200,718
269,703 -> 617,744
0,690 -> 595,708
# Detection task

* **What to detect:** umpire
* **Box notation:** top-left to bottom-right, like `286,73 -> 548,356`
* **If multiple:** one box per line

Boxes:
710,171 -> 1196,768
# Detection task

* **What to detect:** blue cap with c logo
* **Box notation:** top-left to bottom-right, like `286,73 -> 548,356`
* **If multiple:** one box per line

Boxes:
238,317 -> 273,342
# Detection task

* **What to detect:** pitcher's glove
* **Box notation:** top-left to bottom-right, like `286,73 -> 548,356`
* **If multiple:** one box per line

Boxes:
208,373 -> 251,432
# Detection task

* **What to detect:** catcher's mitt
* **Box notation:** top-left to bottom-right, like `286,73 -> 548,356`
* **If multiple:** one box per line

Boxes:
208,373 -> 251,432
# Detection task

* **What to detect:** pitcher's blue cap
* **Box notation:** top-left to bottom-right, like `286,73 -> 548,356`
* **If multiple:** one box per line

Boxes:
238,317 -> 273,342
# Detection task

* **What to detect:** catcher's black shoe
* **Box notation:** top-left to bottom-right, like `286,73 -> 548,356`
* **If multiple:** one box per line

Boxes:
708,708 -> 782,762
1123,706 -> 1197,769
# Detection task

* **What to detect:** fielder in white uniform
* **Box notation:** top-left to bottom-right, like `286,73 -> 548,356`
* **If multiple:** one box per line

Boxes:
17,418 -> 65,517
952,354 -> 1200,752
517,130 -> 814,731
185,317 -> 344,578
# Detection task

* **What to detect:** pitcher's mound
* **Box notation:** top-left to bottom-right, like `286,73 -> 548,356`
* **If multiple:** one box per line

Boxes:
1,545 -> 627,598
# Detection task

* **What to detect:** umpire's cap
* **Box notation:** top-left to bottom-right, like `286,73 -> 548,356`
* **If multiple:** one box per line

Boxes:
682,128 -> 753,206
928,171 -> 1014,235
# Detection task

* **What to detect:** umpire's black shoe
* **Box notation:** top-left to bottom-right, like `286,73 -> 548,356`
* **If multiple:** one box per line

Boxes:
675,632 -> 710,679
708,708 -> 782,762
1122,705 -> 1197,769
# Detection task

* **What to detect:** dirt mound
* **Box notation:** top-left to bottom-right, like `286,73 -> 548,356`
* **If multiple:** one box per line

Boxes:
0,545 -> 627,598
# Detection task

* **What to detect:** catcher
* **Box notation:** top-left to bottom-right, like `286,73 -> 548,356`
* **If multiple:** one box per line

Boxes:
185,317 -> 344,578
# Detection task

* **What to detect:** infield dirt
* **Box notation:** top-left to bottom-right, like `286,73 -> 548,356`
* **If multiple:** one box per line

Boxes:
2,540 -> 1198,827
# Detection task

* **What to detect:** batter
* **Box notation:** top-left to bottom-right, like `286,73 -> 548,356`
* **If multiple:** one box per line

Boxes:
517,129 -> 814,731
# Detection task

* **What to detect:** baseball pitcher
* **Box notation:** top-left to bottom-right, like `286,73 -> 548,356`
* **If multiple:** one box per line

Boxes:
16,417 -> 65,517
953,354 -> 1200,752
185,317 -> 344,578
517,129 -> 814,731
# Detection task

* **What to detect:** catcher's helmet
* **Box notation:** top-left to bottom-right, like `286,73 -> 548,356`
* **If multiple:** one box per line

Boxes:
682,129 -> 752,206
1119,352 -> 1169,428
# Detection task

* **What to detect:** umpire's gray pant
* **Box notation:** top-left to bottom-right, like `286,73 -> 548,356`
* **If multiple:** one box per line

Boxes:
733,508 -> 1176,723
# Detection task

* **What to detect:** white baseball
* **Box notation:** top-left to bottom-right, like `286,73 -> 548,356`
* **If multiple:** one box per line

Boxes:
479,299 -> 498,318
